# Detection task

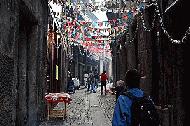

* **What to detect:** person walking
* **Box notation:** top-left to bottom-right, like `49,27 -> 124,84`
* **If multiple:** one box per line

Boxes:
91,77 -> 96,93
84,71 -> 88,88
112,69 -> 144,126
89,71 -> 96,93
100,70 -> 108,95
87,71 -> 93,92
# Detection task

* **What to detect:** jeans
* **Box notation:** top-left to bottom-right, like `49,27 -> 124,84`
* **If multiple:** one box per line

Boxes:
91,83 -> 96,93
94,79 -> 98,88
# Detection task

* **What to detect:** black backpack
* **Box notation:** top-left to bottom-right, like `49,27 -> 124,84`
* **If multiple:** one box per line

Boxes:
126,92 -> 160,126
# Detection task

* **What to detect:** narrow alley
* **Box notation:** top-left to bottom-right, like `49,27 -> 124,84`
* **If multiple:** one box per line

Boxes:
0,0 -> 189,126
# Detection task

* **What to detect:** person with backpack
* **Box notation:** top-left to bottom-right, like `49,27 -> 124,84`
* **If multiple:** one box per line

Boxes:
112,69 -> 159,126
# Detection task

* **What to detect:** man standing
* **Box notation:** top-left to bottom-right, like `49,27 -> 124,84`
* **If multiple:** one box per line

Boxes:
100,71 -> 108,95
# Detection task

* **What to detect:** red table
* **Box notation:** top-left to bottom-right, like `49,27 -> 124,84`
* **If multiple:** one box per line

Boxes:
45,93 -> 72,120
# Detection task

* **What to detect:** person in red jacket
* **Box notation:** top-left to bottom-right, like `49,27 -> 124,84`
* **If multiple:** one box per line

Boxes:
100,71 -> 108,95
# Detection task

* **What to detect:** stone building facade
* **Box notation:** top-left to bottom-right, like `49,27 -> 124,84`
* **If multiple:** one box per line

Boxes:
0,0 -> 48,126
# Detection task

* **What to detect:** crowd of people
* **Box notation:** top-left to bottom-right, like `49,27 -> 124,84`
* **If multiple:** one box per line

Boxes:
67,69 -> 109,95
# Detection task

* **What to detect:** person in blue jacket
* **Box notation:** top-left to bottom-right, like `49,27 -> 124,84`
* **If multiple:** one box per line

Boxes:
112,69 -> 144,126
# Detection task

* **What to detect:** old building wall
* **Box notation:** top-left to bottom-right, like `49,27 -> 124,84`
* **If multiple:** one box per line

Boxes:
0,0 -> 19,125
118,34 -> 128,81
110,40 -> 117,86
136,9 -> 153,95
120,45 -> 127,80
133,1 -> 188,125
126,29 -> 137,70
158,0 -> 189,125
0,53 -> 15,126
0,0 -> 48,126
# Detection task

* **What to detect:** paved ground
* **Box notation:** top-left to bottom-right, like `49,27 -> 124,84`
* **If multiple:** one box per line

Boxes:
40,84 -> 116,126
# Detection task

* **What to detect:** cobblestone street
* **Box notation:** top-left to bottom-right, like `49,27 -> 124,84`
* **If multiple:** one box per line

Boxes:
40,85 -> 116,126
